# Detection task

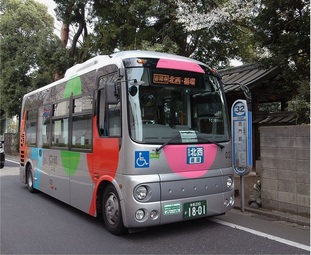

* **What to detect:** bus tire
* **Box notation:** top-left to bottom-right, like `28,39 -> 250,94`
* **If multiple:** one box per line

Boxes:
27,166 -> 36,193
102,184 -> 126,235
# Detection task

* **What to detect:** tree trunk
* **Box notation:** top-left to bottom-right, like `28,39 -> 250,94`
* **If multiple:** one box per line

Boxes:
60,23 -> 70,46
54,22 -> 70,81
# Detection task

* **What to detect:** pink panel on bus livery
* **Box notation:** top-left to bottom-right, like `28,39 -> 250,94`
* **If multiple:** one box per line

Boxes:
164,144 -> 217,178
157,59 -> 205,73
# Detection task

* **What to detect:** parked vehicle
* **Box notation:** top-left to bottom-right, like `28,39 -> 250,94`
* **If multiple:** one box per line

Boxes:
0,141 -> 5,168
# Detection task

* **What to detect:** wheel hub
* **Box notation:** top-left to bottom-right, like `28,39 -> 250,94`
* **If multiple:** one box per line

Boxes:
105,193 -> 119,225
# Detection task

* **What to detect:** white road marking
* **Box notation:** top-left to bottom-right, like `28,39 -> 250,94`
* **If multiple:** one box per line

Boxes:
5,159 -> 19,164
212,218 -> 310,252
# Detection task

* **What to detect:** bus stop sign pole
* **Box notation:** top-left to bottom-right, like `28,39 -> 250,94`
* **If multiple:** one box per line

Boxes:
231,99 -> 253,212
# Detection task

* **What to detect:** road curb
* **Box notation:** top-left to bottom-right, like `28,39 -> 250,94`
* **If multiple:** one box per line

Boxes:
234,205 -> 310,227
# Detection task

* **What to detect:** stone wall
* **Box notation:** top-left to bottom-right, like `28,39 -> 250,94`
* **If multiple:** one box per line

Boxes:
258,125 -> 310,217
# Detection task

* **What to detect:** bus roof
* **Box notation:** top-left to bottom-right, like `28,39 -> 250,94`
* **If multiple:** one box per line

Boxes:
23,51 -> 215,99
110,50 -> 209,67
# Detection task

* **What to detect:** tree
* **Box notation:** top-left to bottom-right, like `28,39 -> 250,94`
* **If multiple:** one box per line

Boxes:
175,0 -> 259,66
176,0 -> 259,31
253,0 -> 310,123
90,0 -> 187,55
0,0 -> 65,116
53,0 -> 90,69
86,0 -> 251,67
177,0 -> 310,123
50,0 -> 258,69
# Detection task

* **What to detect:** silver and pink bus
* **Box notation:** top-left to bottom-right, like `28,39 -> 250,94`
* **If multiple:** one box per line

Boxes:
20,51 -> 234,234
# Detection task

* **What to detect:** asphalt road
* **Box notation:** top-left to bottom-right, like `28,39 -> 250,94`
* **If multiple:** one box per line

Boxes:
1,159 -> 309,254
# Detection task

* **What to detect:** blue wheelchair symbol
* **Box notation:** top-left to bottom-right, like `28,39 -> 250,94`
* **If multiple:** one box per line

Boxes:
135,151 -> 150,168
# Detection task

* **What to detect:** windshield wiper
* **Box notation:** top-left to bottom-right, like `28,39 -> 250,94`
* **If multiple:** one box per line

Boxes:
196,136 -> 225,150
155,131 -> 225,152
155,133 -> 181,153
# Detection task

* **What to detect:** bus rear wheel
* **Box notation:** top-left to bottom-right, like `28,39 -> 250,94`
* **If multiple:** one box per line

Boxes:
27,166 -> 36,193
102,184 -> 126,235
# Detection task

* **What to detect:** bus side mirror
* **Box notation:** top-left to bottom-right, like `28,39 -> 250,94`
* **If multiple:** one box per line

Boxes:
106,82 -> 119,104
128,79 -> 145,96
129,86 -> 138,96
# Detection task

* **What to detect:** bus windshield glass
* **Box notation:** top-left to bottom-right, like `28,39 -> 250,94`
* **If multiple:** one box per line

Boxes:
127,67 -> 229,144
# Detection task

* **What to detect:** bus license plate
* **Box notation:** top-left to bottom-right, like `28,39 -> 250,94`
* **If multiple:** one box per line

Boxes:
183,200 -> 207,219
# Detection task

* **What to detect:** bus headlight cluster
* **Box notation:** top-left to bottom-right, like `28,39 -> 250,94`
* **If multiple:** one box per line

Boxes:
226,176 -> 233,189
134,185 -> 152,201
224,196 -> 234,207
135,209 -> 159,221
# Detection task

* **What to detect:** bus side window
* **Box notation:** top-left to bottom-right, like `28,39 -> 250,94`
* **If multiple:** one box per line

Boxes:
98,72 -> 121,137
26,109 -> 38,147
71,95 -> 93,150
107,103 -> 121,136
39,105 -> 51,148
98,90 -> 121,137
51,100 -> 69,148
98,89 -> 107,136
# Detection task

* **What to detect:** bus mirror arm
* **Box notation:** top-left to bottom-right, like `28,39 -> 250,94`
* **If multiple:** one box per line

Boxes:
115,81 -> 121,98
129,79 -> 145,86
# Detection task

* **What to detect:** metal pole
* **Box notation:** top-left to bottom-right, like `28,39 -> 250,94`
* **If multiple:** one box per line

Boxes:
240,175 -> 245,212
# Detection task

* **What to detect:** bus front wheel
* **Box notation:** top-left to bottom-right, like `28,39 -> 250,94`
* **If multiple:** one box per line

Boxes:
102,184 -> 126,235
27,166 -> 36,193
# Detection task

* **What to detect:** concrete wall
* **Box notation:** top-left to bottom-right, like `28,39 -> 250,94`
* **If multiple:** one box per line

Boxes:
258,125 -> 310,217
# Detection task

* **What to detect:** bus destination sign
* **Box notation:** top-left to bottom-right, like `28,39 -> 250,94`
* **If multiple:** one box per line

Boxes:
153,73 -> 196,86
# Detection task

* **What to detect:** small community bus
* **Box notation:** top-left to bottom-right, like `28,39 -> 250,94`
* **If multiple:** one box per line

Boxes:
20,51 -> 234,234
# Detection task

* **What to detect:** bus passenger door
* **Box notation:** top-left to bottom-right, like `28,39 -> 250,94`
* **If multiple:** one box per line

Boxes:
86,86 -> 121,216
94,87 -> 121,176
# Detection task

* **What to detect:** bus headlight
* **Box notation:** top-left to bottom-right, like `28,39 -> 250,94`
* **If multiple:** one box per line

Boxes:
150,210 -> 159,220
226,176 -> 233,189
135,209 -> 145,220
134,185 -> 148,201
229,196 -> 234,206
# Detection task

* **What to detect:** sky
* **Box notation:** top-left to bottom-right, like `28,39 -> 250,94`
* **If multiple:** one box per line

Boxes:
35,0 -> 61,35
35,0 -> 56,17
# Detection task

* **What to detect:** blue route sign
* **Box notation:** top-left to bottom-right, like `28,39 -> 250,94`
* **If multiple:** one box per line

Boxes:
231,99 -> 252,175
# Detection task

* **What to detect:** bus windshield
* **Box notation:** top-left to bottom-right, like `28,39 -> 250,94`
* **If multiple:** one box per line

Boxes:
127,67 -> 229,144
